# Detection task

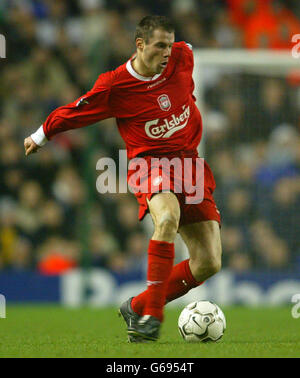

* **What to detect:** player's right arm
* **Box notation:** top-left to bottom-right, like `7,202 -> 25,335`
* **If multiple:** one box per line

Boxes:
24,136 -> 40,156
24,71 -> 114,156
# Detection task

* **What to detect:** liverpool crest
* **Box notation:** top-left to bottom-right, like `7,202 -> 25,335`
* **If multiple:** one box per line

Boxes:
157,94 -> 171,111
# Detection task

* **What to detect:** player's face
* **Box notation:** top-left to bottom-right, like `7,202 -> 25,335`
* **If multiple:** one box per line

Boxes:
139,29 -> 175,76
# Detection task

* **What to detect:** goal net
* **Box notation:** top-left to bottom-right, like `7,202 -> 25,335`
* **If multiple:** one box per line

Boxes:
192,49 -> 300,274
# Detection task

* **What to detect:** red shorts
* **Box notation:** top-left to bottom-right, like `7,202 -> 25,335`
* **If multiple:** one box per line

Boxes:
127,152 -> 221,227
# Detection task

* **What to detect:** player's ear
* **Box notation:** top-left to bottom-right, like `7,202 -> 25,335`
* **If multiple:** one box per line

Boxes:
136,38 -> 145,51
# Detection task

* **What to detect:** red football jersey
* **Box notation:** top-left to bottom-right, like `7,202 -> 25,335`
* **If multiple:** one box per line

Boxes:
42,41 -> 203,159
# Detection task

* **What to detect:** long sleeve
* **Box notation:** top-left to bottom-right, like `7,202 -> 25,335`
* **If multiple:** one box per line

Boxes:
41,71 -> 114,141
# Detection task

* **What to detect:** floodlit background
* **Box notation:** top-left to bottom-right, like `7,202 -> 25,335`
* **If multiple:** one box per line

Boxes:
0,0 -> 300,306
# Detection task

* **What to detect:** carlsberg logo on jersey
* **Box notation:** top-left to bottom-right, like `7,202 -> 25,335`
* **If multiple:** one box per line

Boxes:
145,105 -> 190,139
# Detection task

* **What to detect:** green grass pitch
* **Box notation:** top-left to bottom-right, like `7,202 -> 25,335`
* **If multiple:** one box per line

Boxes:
0,305 -> 299,358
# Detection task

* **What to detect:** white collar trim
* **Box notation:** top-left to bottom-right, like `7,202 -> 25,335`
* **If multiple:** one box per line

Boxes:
126,59 -> 162,82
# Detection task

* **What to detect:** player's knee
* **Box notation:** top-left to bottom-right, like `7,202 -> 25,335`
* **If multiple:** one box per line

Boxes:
191,252 -> 221,281
206,251 -> 222,276
208,256 -> 222,276
154,213 -> 179,242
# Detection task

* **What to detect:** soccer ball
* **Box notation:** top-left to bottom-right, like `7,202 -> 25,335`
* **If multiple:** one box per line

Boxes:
178,301 -> 226,342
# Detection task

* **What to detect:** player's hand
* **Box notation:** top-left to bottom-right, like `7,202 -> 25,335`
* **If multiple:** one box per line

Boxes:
24,137 -> 40,156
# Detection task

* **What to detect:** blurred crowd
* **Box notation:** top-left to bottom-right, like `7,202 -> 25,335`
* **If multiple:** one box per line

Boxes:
203,73 -> 300,272
1,0 -> 300,276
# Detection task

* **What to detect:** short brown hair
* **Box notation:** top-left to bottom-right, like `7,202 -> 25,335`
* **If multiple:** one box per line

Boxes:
135,15 -> 175,43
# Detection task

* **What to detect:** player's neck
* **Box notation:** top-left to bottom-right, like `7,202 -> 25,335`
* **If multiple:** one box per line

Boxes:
132,56 -> 156,78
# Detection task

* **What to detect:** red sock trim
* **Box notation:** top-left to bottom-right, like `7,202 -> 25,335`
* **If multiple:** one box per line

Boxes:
183,259 -> 203,286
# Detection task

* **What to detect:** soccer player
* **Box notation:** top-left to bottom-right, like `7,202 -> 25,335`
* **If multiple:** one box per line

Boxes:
24,16 -> 222,342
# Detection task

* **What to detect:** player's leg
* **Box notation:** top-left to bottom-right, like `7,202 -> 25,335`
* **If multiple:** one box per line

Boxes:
143,191 -> 180,320
178,220 -> 222,283
147,191 -> 180,242
128,191 -> 180,340
132,220 -> 221,315
169,159 -> 222,298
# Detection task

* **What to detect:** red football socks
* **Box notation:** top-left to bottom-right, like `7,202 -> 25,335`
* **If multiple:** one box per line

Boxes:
165,258 -> 203,302
141,239 -> 175,322
132,258 -> 203,318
